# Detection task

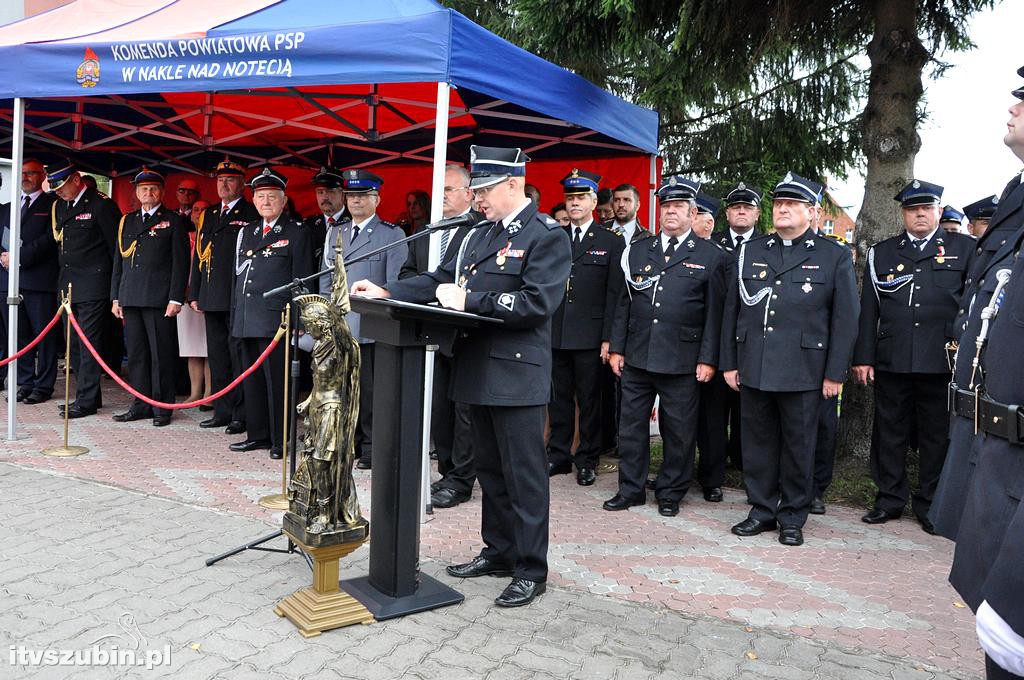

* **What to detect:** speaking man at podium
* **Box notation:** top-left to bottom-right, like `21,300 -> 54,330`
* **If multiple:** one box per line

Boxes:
352,145 -> 571,608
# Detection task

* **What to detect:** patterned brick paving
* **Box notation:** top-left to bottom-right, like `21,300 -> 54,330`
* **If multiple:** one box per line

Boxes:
0,378 -> 981,676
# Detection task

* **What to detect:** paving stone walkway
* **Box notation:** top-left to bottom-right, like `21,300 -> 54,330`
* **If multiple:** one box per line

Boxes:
0,380 -> 983,678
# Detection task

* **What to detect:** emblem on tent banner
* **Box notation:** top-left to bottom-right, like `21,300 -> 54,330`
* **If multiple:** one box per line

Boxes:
77,47 -> 100,88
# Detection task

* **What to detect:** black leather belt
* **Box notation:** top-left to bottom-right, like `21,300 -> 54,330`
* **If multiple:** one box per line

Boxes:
949,383 -> 1024,444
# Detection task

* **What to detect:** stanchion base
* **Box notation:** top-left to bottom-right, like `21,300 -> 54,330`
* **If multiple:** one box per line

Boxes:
42,445 -> 89,457
340,573 -> 464,621
275,532 -> 374,637
258,493 -> 289,510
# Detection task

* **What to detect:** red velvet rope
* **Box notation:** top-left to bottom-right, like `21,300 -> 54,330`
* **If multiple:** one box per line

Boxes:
66,308 -> 285,410
0,305 -> 65,367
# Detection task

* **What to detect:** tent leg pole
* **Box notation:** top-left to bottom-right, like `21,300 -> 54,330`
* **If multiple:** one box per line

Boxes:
419,82 -> 452,522
648,153 -> 657,232
7,97 -> 25,441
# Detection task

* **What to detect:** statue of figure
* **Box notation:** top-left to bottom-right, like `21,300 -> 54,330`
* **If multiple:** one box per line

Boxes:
288,251 -> 364,536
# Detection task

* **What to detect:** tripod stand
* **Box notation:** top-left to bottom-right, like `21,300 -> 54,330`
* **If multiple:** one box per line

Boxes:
206,291 -> 312,570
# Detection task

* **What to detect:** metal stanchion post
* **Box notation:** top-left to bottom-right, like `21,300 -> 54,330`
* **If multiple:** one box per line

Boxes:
260,304 -> 291,510
43,284 -> 88,457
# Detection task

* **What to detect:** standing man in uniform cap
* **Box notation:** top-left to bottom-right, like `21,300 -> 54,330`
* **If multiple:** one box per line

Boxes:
353,145 -> 570,607
606,176 -> 729,517
304,166 -> 349,278
547,168 -> 625,486
0,158 -> 58,404
939,205 -> 966,234
963,195 -> 1000,239
47,161 -> 122,418
175,178 -> 201,217
190,159 -> 259,434
322,168 -> 406,470
230,168 -> 314,459
400,163 -> 480,509
852,180 -> 974,533
692,192 -> 720,239
111,169 -> 190,427
713,182 -> 763,472
722,172 -> 859,546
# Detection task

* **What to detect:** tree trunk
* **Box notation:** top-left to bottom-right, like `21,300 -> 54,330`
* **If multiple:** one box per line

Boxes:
838,0 -> 930,460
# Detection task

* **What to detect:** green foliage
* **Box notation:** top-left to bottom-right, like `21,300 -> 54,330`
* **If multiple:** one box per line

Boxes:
443,0 -> 993,194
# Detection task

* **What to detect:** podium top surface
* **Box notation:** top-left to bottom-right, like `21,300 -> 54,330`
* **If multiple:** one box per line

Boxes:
351,295 -> 502,329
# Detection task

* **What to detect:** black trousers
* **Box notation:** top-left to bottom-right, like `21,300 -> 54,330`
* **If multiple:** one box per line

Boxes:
547,347 -> 603,470
696,373 -> 729,489
432,353 -> 475,494
813,394 -> 840,498
617,365 -> 699,502
239,336 -> 285,448
988,656 -> 1024,680
740,386 -> 820,528
123,307 -> 177,418
870,370 -> 950,518
356,343 -> 374,460
68,299 -> 107,410
0,290 -> 59,396
600,364 -> 619,453
726,385 -> 743,469
471,403 -> 548,582
204,310 -> 245,423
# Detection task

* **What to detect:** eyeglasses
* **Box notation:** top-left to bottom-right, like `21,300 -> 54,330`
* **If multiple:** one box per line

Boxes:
472,179 -> 508,199
444,186 -> 467,194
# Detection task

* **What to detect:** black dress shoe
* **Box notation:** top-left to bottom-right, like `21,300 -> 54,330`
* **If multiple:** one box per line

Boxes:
224,421 -> 246,435
658,499 -> 679,517
645,478 -> 656,490
269,447 -> 283,460
494,578 -> 546,608
15,388 -> 31,402
779,526 -> 804,546
861,508 -> 902,524
432,487 -> 471,508
23,392 -> 50,405
602,493 -> 645,511
229,438 -> 271,452
357,458 -> 371,470
430,479 -> 444,493
113,409 -> 152,422
65,405 -> 98,419
918,517 -> 936,535
576,467 -> 596,486
809,497 -> 826,515
200,416 -> 230,428
198,404 -> 213,412
429,449 -> 438,460
446,556 -> 514,578
152,416 -> 171,427
731,517 -> 778,536
548,460 -> 572,477
703,487 -> 723,503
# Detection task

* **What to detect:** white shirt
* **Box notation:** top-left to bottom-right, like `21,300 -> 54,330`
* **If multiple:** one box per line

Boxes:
729,227 -> 753,246
905,226 -> 939,248
23,189 -> 42,209
501,199 -> 534,229
570,219 -> 594,242
660,229 -> 691,253
71,186 -> 87,207
615,218 -> 637,241
221,197 -> 241,212
977,600 -> 1024,676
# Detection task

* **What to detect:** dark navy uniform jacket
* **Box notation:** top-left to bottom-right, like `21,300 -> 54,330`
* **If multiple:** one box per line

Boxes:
189,199 -> 259,313
0,193 -> 58,294
386,201 -> 571,407
721,230 -> 859,392
552,222 -> 625,350
853,231 -> 975,374
111,206 -> 190,308
52,187 -> 121,303
231,216 -> 314,339
609,231 -> 728,374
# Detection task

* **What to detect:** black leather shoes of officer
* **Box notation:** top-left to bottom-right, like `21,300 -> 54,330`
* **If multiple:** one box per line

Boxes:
65,404 -> 98,419
494,578 -> 546,608
731,517 -> 778,536
269,447 -> 283,460
229,438 -> 271,452
200,416 -> 231,429
224,420 -> 246,435
113,407 -> 152,422
809,497 -> 826,515
152,416 -> 171,427
603,493 -> 645,511
356,456 -> 371,470
703,487 -> 723,503
918,516 -> 937,535
60,400 -> 101,415
446,556 -> 515,578
779,526 -> 804,546
658,499 -> 679,517
15,388 -> 31,402
548,460 -> 572,477
432,487 -> 471,509
23,391 -> 50,405
576,467 -> 596,486
861,508 -> 902,524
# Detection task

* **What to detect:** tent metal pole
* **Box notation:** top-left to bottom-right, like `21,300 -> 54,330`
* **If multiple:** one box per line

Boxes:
7,97 -> 25,440
419,82 -> 452,521
648,153 -> 657,230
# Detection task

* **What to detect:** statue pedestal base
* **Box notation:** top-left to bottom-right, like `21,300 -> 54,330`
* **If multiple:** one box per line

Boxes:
274,531 -> 374,637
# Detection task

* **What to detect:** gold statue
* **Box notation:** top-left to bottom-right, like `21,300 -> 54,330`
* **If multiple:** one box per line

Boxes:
284,250 -> 366,545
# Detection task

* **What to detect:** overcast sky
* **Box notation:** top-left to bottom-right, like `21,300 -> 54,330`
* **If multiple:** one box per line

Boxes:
828,1 -> 1024,220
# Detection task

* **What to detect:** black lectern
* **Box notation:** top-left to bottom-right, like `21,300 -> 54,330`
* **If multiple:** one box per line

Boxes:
339,296 -> 500,620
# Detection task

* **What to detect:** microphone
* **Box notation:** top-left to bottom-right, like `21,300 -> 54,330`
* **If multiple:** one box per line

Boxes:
422,212 -> 481,231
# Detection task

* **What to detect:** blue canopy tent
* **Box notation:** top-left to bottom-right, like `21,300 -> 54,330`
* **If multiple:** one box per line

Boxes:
0,0 -> 659,440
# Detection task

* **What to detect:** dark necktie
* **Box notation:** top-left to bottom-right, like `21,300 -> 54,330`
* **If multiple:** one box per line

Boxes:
20,195 -> 30,220
143,212 -> 153,225
664,236 -> 678,262
351,223 -> 361,244
573,226 -> 582,245
734,233 -> 744,249
912,238 -> 927,251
